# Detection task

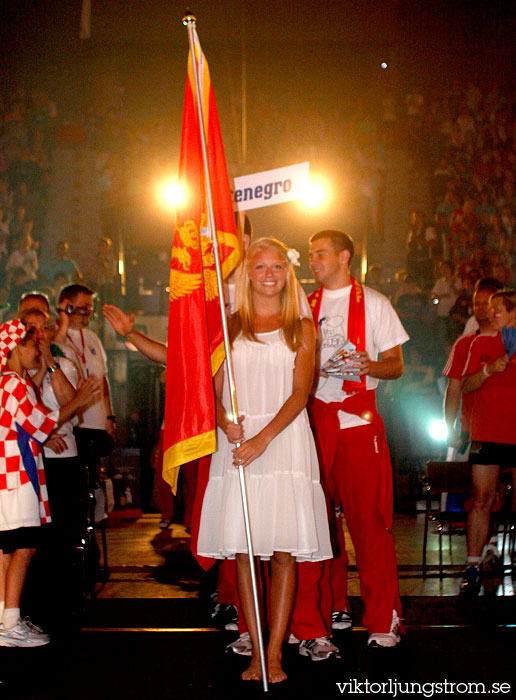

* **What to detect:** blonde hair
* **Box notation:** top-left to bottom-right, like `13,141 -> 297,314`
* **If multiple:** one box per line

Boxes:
230,237 -> 302,351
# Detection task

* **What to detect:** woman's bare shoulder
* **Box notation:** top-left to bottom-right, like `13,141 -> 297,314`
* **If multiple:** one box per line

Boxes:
299,316 -> 315,347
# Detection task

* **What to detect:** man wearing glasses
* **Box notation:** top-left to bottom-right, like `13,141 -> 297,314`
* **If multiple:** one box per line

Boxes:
56,284 -> 115,455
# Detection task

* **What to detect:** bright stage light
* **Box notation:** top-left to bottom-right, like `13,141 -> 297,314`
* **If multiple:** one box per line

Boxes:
298,178 -> 330,211
429,419 -> 447,442
157,179 -> 186,211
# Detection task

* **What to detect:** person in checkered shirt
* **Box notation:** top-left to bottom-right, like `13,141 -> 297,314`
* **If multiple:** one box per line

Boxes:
0,319 -> 99,647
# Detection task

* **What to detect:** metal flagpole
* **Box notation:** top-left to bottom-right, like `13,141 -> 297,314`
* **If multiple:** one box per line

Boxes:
182,12 -> 269,692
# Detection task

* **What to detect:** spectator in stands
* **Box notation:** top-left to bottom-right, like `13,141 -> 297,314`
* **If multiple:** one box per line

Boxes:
395,275 -> 429,358
406,211 -> 434,291
406,87 -> 425,121
434,211 -> 451,259
9,205 -> 27,246
47,272 -> 69,310
497,237 -> 514,284
449,273 -> 475,339
491,260 -> 510,287
6,268 -> 34,315
451,198 -> 478,241
0,205 -> 9,240
501,205 -> 515,238
6,232 -> 38,282
0,227 -> 8,284
0,179 -> 12,210
365,265 -> 390,297
432,261 -> 461,350
431,157 -> 455,202
435,190 -> 458,224
475,190 -> 496,240
88,237 -> 117,305
424,223 -> 443,261
485,212 -> 505,253
454,229 -> 474,269
39,241 -> 81,287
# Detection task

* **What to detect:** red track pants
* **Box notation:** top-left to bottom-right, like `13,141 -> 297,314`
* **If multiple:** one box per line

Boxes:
329,423 -> 402,634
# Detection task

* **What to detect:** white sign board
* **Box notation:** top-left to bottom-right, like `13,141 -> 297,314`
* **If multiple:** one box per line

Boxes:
232,162 -> 309,212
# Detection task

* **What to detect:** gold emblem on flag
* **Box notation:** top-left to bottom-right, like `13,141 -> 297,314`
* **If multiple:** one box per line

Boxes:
178,220 -> 199,250
170,219 -> 221,302
203,268 -> 218,301
169,269 -> 202,300
171,246 -> 192,270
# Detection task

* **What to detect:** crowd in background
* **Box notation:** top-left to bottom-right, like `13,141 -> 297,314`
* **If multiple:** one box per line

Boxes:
349,79 -> 516,494
360,80 -> 516,366
0,88 -> 55,310
0,86 -> 119,321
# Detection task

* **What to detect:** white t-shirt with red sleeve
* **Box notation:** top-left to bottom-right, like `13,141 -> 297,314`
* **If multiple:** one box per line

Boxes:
314,285 -> 409,429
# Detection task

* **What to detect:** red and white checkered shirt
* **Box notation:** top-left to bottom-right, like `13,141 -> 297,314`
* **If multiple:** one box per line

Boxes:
0,372 -> 59,528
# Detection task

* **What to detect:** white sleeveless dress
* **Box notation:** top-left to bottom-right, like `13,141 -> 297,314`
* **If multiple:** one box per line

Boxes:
197,329 -> 332,562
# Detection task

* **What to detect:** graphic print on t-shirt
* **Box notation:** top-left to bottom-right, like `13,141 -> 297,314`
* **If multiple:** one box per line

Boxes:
319,315 -> 346,353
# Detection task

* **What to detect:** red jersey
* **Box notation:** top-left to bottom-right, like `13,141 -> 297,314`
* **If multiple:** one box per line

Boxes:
463,333 -> 516,444
443,333 -> 476,431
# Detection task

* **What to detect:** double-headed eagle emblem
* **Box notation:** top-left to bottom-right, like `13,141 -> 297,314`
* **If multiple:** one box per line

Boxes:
170,219 -> 219,302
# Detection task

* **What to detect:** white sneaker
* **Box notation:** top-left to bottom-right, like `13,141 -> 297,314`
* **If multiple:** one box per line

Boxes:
0,619 -> 50,647
331,610 -> 353,630
480,543 -> 502,575
211,603 -> 238,631
20,617 -> 50,644
367,610 -> 402,648
299,636 -> 340,661
226,632 -> 252,657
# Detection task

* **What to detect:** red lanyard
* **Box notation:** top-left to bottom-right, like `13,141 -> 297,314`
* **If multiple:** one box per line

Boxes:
67,330 -> 86,365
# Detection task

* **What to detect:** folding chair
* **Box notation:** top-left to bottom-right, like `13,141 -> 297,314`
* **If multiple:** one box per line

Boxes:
422,460 -> 472,577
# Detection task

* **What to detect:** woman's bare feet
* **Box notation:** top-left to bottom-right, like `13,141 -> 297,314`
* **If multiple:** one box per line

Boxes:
241,655 -> 262,682
267,660 -> 287,683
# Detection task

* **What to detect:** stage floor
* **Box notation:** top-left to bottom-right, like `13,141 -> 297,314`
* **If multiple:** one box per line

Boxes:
3,513 -> 515,699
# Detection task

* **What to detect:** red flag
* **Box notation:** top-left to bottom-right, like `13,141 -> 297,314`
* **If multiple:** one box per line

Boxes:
163,28 -> 240,492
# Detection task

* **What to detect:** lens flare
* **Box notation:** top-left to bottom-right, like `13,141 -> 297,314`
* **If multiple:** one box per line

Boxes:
157,179 -> 186,211
429,419 -> 447,442
298,178 -> 330,211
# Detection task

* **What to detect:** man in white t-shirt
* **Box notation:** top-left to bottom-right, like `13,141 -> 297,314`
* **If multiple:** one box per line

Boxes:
56,285 -> 115,484
306,230 -> 409,649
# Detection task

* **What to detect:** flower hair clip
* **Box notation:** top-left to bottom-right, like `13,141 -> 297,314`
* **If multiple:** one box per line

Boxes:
287,248 -> 300,266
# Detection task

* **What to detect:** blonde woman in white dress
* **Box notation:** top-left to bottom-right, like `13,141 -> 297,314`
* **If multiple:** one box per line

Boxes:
197,237 -> 332,684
